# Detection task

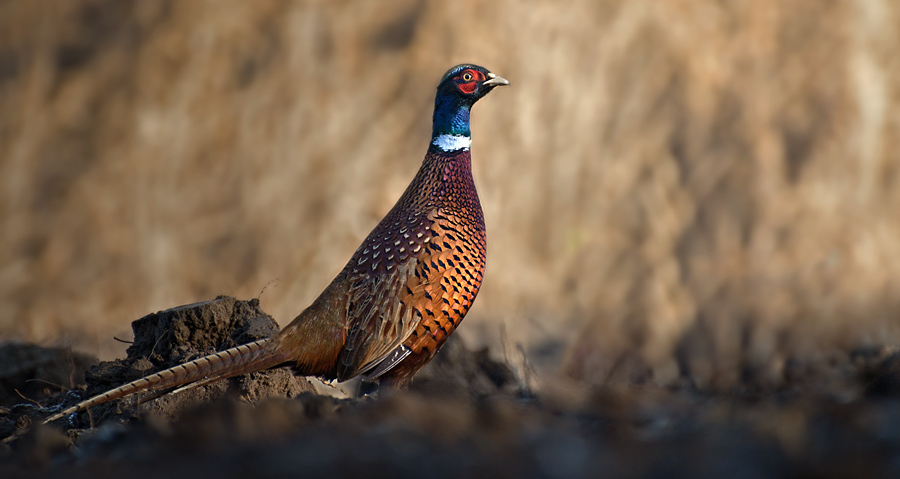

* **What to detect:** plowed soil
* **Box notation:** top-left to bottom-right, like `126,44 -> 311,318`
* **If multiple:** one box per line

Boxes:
2,297 -> 900,478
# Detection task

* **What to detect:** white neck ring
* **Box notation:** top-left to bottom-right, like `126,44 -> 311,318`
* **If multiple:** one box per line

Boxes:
432,134 -> 471,152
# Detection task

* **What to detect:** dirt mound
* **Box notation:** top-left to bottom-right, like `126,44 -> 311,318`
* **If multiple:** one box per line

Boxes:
0,297 -> 317,436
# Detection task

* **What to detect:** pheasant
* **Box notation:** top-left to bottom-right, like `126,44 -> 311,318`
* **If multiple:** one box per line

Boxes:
44,64 -> 508,424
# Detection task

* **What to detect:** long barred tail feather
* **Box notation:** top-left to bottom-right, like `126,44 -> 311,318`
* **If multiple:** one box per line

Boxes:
43,338 -> 287,424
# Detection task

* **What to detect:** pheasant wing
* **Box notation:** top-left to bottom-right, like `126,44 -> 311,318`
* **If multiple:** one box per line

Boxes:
335,254 -> 420,379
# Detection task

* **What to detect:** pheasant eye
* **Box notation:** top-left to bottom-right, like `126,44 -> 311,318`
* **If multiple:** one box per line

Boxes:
462,72 -> 474,82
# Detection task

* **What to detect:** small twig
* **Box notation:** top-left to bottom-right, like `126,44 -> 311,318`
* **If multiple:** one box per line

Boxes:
257,278 -> 279,300
14,389 -> 42,408
67,345 -> 77,389
170,377 -> 217,396
24,378 -> 68,391
113,336 -> 134,344
86,405 -> 95,430
149,331 -> 166,359
2,430 -> 25,444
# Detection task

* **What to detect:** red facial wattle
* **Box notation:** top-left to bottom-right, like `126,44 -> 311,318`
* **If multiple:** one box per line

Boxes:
456,69 -> 485,94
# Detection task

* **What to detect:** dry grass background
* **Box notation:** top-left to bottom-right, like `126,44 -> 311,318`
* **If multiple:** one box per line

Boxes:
1,0 -> 898,392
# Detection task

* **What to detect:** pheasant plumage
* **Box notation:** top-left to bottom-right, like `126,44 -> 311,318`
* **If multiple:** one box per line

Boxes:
45,64 -> 508,423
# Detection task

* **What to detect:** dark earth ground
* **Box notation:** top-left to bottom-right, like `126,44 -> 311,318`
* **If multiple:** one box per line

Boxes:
2,297 -> 900,478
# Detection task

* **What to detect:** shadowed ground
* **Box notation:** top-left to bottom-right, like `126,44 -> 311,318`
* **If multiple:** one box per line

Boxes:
1,299 -> 900,477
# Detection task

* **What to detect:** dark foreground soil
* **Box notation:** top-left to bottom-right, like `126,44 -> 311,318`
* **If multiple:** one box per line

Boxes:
2,297 -> 900,479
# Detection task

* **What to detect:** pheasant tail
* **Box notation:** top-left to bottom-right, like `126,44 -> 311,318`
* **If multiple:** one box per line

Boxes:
43,338 -> 288,424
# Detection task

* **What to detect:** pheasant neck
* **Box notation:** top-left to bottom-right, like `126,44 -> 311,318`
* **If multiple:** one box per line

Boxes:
416,149 -> 479,215
431,96 -> 471,152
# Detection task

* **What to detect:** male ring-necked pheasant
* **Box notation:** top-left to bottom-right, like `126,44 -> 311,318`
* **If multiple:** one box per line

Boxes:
44,64 -> 508,423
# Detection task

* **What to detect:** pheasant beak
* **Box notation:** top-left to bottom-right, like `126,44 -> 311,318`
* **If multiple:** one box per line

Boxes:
482,73 -> 510,88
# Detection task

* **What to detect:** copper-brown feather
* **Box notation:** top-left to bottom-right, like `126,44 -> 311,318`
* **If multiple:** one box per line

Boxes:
44,64 -> 505,424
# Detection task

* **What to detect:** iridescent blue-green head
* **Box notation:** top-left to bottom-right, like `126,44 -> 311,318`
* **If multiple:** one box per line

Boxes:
431,64 -> 509,152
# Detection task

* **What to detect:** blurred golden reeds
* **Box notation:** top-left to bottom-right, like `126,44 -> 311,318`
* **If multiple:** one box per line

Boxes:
0,0 -> 898,391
